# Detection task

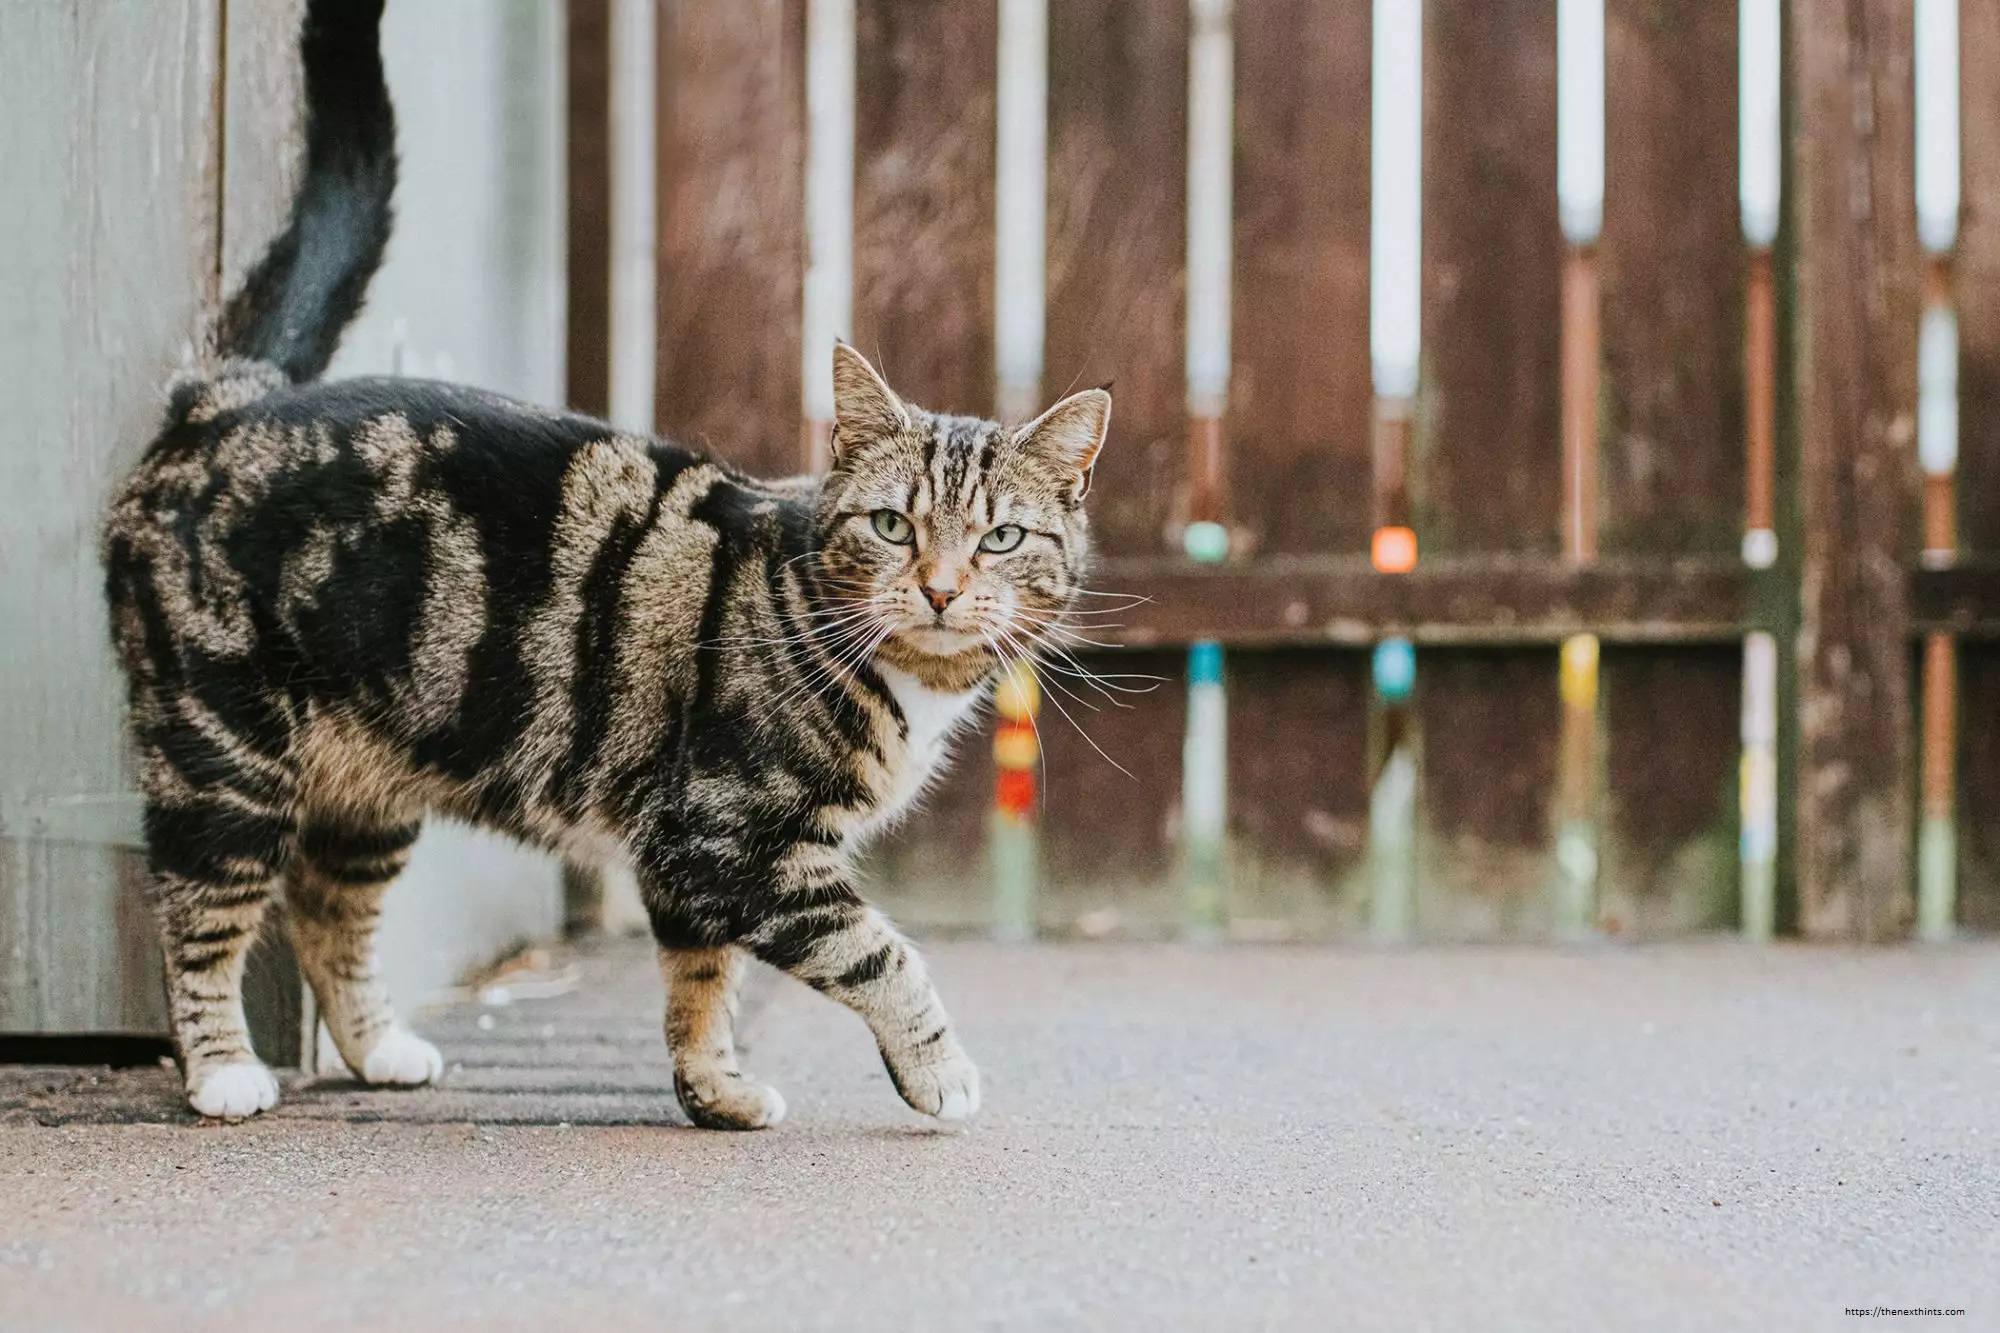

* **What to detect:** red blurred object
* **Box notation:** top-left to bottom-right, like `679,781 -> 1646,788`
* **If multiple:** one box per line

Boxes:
995,768 -> 1037,818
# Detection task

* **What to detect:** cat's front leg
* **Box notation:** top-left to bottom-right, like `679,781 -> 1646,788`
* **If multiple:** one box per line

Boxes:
747,893 -> 981,1122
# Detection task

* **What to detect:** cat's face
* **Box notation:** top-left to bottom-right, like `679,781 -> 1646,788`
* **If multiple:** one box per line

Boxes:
813,344 -> 1110,670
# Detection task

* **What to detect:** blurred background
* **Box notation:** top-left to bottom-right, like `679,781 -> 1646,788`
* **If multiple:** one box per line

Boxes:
4,0 -> 1996,1055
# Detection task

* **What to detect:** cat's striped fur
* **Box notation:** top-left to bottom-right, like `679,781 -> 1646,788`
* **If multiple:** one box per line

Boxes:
102,0 -> 1110,1126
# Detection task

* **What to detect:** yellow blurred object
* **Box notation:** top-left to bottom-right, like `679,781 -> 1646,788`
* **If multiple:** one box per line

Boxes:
994,660 -> 1040,721
1559,634 -> 1600,710
993,723 -> 1039,770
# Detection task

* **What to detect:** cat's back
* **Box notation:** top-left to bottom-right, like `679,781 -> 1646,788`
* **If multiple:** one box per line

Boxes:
103,371 -> 803,745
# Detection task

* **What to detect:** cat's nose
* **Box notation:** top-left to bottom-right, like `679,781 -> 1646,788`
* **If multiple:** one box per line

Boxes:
922,585 -> 958,614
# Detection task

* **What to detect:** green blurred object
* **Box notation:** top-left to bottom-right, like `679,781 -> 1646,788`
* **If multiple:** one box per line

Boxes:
1182,520 -> 1229,564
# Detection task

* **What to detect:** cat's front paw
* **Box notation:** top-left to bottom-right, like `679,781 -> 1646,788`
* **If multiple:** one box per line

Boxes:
674,1067 -> 787,1130
359,1027 -> 444,1086
885,1041 -> 981,1122
186,1059 -> 281,1120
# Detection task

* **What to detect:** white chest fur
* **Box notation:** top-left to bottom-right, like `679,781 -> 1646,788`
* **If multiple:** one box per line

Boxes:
866,663 -> 986,832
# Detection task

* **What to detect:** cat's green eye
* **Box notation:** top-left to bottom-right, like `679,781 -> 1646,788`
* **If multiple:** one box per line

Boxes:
871,509 -> 915,545
979,524 -> 1026,554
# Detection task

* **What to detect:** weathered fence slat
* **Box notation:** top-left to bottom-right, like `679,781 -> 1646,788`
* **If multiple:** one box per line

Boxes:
1789,0 -> 1920,941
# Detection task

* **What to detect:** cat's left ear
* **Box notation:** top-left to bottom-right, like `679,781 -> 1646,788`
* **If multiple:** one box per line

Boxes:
1015,387 -> 1112,502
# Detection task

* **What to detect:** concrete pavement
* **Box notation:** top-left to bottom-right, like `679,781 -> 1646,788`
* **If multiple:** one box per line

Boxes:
3,938 -> 1997,1331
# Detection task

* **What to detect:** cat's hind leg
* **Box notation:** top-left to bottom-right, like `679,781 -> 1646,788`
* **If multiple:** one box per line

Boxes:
662,945 -> 786,1130
142,781 -> 292,1120
287,816 -> 442,1087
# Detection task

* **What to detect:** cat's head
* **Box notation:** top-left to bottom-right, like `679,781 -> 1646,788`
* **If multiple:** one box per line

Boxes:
812,343 -> 1109,680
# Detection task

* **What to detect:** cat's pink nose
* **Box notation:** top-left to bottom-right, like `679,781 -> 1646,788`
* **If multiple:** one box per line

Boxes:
922,586 -> 958,614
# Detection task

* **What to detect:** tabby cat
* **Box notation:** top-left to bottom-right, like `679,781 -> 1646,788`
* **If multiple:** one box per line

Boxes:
103,0 -> 1109,1126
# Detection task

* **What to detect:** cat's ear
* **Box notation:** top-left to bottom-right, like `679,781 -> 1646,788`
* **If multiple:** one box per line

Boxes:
831,342 -> 909,465
1015,386 -> 1112,501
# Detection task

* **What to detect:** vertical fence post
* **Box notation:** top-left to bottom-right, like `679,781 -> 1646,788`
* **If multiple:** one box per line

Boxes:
1368,0 -> 1422,944
1914,0 -> 1960,941
1738,0 -> 1782,941
991,0 -> 1048,938
1789,0 -> 1919,940
994,0 -> 1047,428
1180,0 -> 1233,939
991,660 -> 1041,940
803,0 -> 856,473
607,0 -> 657,435
1554,0 -> 1604,940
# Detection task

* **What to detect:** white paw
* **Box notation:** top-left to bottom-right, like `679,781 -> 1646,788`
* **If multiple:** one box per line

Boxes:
890,1044 -> 981,1122
675,1069 -> 787,1131
186,1061 -> 280,1121
359,1028 -> 444,1086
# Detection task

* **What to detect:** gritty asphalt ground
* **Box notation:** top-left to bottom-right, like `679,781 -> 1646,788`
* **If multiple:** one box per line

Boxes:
2,938 -> 1997,1332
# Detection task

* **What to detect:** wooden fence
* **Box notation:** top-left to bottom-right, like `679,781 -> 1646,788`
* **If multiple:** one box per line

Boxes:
567,0 -> 2000,944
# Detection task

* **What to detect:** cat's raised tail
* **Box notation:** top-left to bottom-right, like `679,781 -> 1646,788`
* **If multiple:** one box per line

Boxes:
214,0 -> 396,385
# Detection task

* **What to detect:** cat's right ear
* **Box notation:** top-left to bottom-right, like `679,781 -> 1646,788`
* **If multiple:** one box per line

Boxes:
830,342 -> 909,466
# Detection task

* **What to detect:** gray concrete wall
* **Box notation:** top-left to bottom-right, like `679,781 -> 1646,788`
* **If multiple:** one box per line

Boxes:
0,1 -> 223,1035
0,0 -> 570,1040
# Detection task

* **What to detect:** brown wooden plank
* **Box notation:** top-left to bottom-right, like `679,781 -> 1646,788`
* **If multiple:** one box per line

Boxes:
1600,2 -> 1744,555
1035,650 -> 1185,936
656,0 -> 805,476
1414,649 -> 1559,939
1591,3 -> 1745,943
566,0 -> 612,417
1789,0 -> 1919,940
1044,0 -> 1186,555
1091,556 -> 1750,647
852,0 -> 996,417
1596,647 -> 1739,937
1956,648 -> 2000,932
1417,3 -> 1561,938
1228,0 -> 1373,558
1225,650 -> 1370,938
1419,0 -> 1561,554
1913,562 -> 2000,637
1958,1 -> 2000,553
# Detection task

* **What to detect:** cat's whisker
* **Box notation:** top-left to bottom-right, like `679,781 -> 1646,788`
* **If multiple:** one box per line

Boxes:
1008,638 -> 1147,710
993,627 -> 1104,715
769,618 -> 895,714
1067,588 -> 1155,604
1014,623 -> 1124,651
1012,616 -> 1127,638
1019,598 -> 1146,616
983,637 -> 1051,798
1029,656 -> 1162,699
702,603 -> 885,649
989,627 -> 1134,780
1012,630 -> 1166,702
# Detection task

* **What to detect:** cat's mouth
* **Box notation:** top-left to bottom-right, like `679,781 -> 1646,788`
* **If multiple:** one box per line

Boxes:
892,625 -> 988,657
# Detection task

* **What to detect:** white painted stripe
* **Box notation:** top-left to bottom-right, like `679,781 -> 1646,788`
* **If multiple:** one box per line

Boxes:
1738,0 -> 1782,248
1370,0 -> 1422,400
803,0 -> 857,426
1916,0 -> 1961,255
995,0 -> 1048,422
1919,301 -> 1959,477
1185,0 -> 1233,414
1183,682 -> 1228,844
1556,0 -> 1605,246
1742,631 -> 1776,747
608,0 -> 658,433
